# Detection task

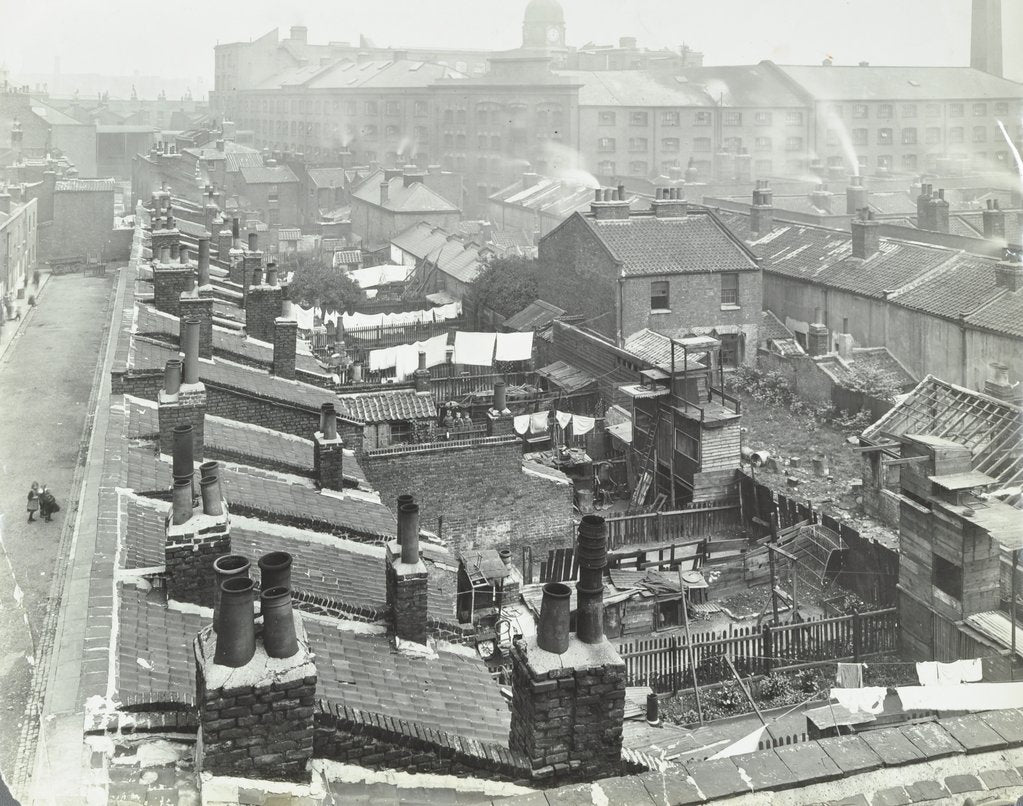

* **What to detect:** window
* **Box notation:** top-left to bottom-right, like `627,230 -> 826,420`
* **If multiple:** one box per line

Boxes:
443,109 -> 453,123
662,111 -> 680,126
973,126 -> 987,143
755,111 -> 773,126
785,136 -> 804,151
443,133 -> 453,148
785,111 -> 803,125
926,103 -> 941,118
598,137 -> 616,152
877,128 -> 893,145
902,154 -> 918,171
755,159 -> 773,175
413,126 -> 429,141
950,103 -> 963,117
926,127 -> 941,144
365,101 -> 378,115
694,111 -> 712,126
345,101 -> 357,116
724,111 -> 742,126
877,155 -> 892,170
630,111 -> 649,126
455,134 -> 466,148
660,160 -> 679,172
853,104 -> 869,119
675,429 -> 699,460
902,128 -> 917,145
650,280 -> 670,310
629,160 -> 649,175
628,137 -> 649,152
902,104 -> 917,118
661,137 -> 680,152
723,136 -> 742,152
455,109 -> 466,123
973,102 -> 987,116
363,124 -> 378,138
932,554 -> 962,600
754,136 -> 772,152
385,125 -> 399,139
599,110 -> 616,125
385,101 -> 400,116
878,103 -> 893,119
477,134 -> 487,149
476,157 -> 487,173
597,160 -> 616,175
414,101 -> 428,117
852,128 -> 868,146
995,102 -> 1009,116
825,129 -> 839,146
720,273 -> 739,306
491,135 -> 501,150
949,127 -> 964,144
694,137 -> 712,152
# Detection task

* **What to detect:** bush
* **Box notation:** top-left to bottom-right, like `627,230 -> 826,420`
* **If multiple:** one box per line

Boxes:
757,673 -> 792,701
714,681 -> 746,712
797,669 -> 819,693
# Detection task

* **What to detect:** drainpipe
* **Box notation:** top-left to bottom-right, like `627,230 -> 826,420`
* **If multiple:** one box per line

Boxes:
958,312 -> 968,387
617,271 -> 625,348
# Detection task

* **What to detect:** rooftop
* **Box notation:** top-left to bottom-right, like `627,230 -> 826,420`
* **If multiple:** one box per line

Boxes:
352,171 -> 460,214
54,178 -> 116,193
336,389 -> 437,423
239,164 -> 300,185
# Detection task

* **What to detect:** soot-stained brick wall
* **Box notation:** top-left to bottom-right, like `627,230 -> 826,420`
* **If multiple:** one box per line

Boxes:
360,439 -> 575,558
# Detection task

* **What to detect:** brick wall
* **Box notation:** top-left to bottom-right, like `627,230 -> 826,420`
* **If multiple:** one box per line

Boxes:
246,285 -> 284,343
312,701 -> 528,780
153,266 -> 194,317
165,512 -> 229,606
360,438 -> 575,559
46,188 -> 113,261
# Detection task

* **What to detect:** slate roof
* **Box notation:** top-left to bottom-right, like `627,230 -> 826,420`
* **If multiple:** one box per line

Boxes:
303,619 -> 510,746
577,208 -> 759,277
556,69 -> 714,107
306,167 -> 348,189
55,178 -> 116,193
678,63 -> 809,108
773,63 -> 1023,101
336,389 -> 437,423
391,221 -> 451,259
239,164 -> 300,185
303,59 -> 467,90
223,151 -> 265,174
352,171 -> 459,213
892,254 -> 1006,323
504,299 -> 566,332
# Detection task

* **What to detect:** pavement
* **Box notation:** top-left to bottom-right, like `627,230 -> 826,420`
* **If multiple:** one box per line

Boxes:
0,269 -> 116,797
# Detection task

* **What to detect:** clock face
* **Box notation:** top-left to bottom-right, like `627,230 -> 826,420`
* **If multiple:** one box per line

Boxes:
546,26 -> 560,44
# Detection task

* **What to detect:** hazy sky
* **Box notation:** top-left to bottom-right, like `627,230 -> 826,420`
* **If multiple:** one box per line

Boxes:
2,0 -> 972,85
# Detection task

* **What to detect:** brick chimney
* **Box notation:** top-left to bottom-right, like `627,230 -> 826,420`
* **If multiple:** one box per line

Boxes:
197,234 -> 212,290
379,180 -> 390,206
386,500 -> 428,644
750,179 -> 773,237
809,183 -> 833,215
931,188 -> 950,233
313,403 -> 344,490
384,168 -> 403,182
850,208 -> 881,260
412,349 -> 431,393
589,186 -> 630,221
272,318 -> 298,379
194,559 -> 316,782
241,233 -> 264,310
153,246 -> 193,317
807,307 -> 829,356
158,318 -> 207,459
151,203 -> 180,257
509,516 -> 625,782
651,187 -> 688,218
522,171 -> 542,190
164,429 -> 229,606
994,254 -> 1023,292
217,227 -> 233,262
982,199 -> 1006,241
486,378 -> 514,436
916,183 -> 935,230
984,362 -> 1016,401
846,175 -> 867,215
178,293 -> 214,360
246,263 -> 285,343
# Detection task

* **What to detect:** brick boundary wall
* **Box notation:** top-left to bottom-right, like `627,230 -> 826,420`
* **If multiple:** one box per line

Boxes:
312,700 -> 530,781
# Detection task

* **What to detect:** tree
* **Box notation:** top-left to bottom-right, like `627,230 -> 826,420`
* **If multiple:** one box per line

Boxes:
842,363 -> 904,403
467,256 -> 541,324
279,252 -> 365,318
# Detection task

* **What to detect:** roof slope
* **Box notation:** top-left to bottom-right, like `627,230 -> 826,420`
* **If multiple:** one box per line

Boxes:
679,63 -> 808,107
239,164 -> 300,184
580,208 -> 759,276
55,178 -> 116,192
353,171 -> 459,213
556,69 -> 713,107
336,389 -> 437,423
773,63 -> 1023,100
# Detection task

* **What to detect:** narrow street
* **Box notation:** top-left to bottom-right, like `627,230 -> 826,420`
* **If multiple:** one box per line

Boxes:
0,271 -> 115,784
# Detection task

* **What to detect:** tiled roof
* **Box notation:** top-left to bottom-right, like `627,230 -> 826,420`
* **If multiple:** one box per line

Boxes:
277,227 -> 301,240
303,619 -> 510,745
761,310 -> 793,342
390,221 -> 485,282
352,171 -> 459,213
55,178 -> 116,193
623,329 -> 706,373
239,164 -> 300,185
964,288 -> 1023,338
556,69 -> 714,107
773,63 -> 1023,100
223,151 -> 265,174
504,299 -> 566,332
391,221 -> 450,259
336,389 -> 437,423
892,254 -> 1005,322
578,208 -> 759,277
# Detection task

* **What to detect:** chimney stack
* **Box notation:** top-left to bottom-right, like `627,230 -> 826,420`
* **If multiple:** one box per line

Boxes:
313,403 -> 344,490
994,253 -> 1023,293
984,362 -> 1017,401
850,207 -> 880,260
750,179 -> 774,237
413,350 -> 431,393
386,499 -> 428,644
380,180 -> 390,206
651,187 -> 688,218
272,318 -> 298,379
487,378 -> 514,436
916,183 -> 935,231
246,264 -> 285,343
982,199 -> 1006,241
846,174 -> 867,215
932,188 -> 950,234
158,329 -> 207,464
589,186 -> 631,221
809,183 -> 833,215
807,307 -> 829,357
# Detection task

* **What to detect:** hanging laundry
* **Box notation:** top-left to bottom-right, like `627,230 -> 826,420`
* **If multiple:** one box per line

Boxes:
393,344 -> 421,381
916,661 -> 939,687
831,687 -> 886,714
530,411 -> 549,434
513,415 -> 530,435
368,347 -> 397,372
897,682 -> 1023,712
292,305 -> 316,331
495,331 -> 534,362
453,332 -> 496,366
572,415 -> 596,436
555,411 -> 573,429
420,333 -> 449,368
708,725 -> 766,759
835,662 -> 864,689
957,658 -> 983,683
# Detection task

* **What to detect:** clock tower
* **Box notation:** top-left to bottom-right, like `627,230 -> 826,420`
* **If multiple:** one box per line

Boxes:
522,0 -> 566,50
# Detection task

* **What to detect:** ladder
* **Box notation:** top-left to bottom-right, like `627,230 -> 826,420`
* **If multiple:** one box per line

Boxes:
630,410 -> 662,510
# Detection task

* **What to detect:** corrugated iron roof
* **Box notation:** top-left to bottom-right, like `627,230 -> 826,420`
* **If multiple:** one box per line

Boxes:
965,611 -> 1023,659
536,360 -> 596,393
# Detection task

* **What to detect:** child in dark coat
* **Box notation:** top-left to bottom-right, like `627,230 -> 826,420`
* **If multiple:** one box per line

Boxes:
38,485 -> 59,522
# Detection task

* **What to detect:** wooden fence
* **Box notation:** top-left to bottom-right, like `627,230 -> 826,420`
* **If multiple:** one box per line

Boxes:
617,607 -> 897,692
604,501 -> 742,550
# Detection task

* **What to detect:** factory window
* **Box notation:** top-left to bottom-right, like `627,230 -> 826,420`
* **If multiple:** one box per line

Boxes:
365,101 -> 378,115
598,137 -> 616,152
413,126 -> 429,141
456,134 -> 466,148
693,137 -> 711,152
345,101 -> 357,116
491,135 -> 501,149
878,104 -> 893,119
785,136 -> 803,151
597,160 -> 616,175
902,104 -> 917,118
755,111 -> 773,126
825,129 -> 838,146
414,101 -> 428,116
650,280 -> 669,310
385,101 -> 400,116
786,111 -> 804,125
723,136 -> 742,152
926,127 -> 941,144
973,103 -> 987,116
630,111 -> 649,126
973,126 -> 987,143
599,110 -> 616,126
853,104 -> 869,119
662,111 -> 680,126
925,103 -> 941,117
877,128 -> 893,145
949,103 -> 964,117
755,159 -> 773,174
443,109 -> 453,123
456,109 -> 466,123
629,137 -> 648,152
385,125 -> 399,139
724,111 -> 742,126
478,134 -> 487,149
660,160 -> 679,172
852,129 -> 868,146
902,154 -> 918,171
877,155 -> 892,170
694,111 -> 711,126
994,102 -> 1009,116
755,136 -> 772,151
661,137 -> 680,152
949,127 -> 964,144
902,128 -> 917,145
629,160 -> 649,175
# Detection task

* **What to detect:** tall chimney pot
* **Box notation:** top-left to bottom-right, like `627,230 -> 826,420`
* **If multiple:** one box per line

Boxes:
576,515 -> 608,644
493,378 -> 507,411
212,555 -> 251,633
399,503 -> 421,564
198,235 -> 211,286
200,476 -> 224,516
164,358 -> 182,396
260,587 -> 299,658
172,424 -> 194,479
258,551 -> 293,592
181,317 -> 201,384
247,231 -> 258,252
214,577 -> 257,667
536,582 -> 571,654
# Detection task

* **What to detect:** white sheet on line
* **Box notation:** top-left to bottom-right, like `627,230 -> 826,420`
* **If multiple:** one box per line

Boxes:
495,331 -> 534,361
453,331 -> 496,367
